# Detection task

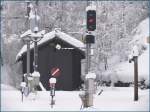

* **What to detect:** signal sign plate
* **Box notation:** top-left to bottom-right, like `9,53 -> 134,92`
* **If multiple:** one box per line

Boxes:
51,67 -> 60,77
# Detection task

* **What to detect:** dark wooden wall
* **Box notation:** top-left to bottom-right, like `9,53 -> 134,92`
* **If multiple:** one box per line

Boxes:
22,37 -> 84,90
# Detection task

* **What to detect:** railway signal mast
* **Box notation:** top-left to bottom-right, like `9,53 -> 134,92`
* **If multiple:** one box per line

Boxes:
29,0 -> 45,95
20,0 -> 45,101
85,4 -> 96,74
80,3 -> 96,108
20,1 -> 33,101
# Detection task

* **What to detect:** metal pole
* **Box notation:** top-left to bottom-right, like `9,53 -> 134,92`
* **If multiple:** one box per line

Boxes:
86,43 -> 92,73
34,40 -> 38,71
33,0 -> 39,72
85,41 -> 93,107
134,56 -> 138,101
85,43 -> 91,89
88,44 -> 91,71
26,1 -> 31,78
21,74 -> 24,102
27,41 -> 30,75
85,44 -> 90,74
51,96 -> 54,108
21,91 -> 24,102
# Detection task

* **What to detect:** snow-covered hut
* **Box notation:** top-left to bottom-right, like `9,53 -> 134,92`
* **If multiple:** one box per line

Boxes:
16,29 -> 85,90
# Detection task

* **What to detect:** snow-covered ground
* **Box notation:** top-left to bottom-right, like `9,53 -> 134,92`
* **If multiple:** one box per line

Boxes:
1,84 -> 149,111
1,84 -> 17,91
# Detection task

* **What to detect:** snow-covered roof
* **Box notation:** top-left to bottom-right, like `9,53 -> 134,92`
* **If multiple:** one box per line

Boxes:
86,5 -> 96,11
16,30 -> 85,61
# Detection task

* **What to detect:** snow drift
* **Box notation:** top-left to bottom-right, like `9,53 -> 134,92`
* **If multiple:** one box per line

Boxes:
101,18 -> 149,86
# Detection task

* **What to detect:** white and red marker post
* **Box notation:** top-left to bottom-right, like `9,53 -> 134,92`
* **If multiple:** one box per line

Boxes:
49,77 -> 57,108
49,67 -> 60,107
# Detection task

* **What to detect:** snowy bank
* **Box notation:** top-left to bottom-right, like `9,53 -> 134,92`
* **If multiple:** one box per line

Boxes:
1,84 -> 17,90
101,18 -> 149,85
114,47 -> 149,83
